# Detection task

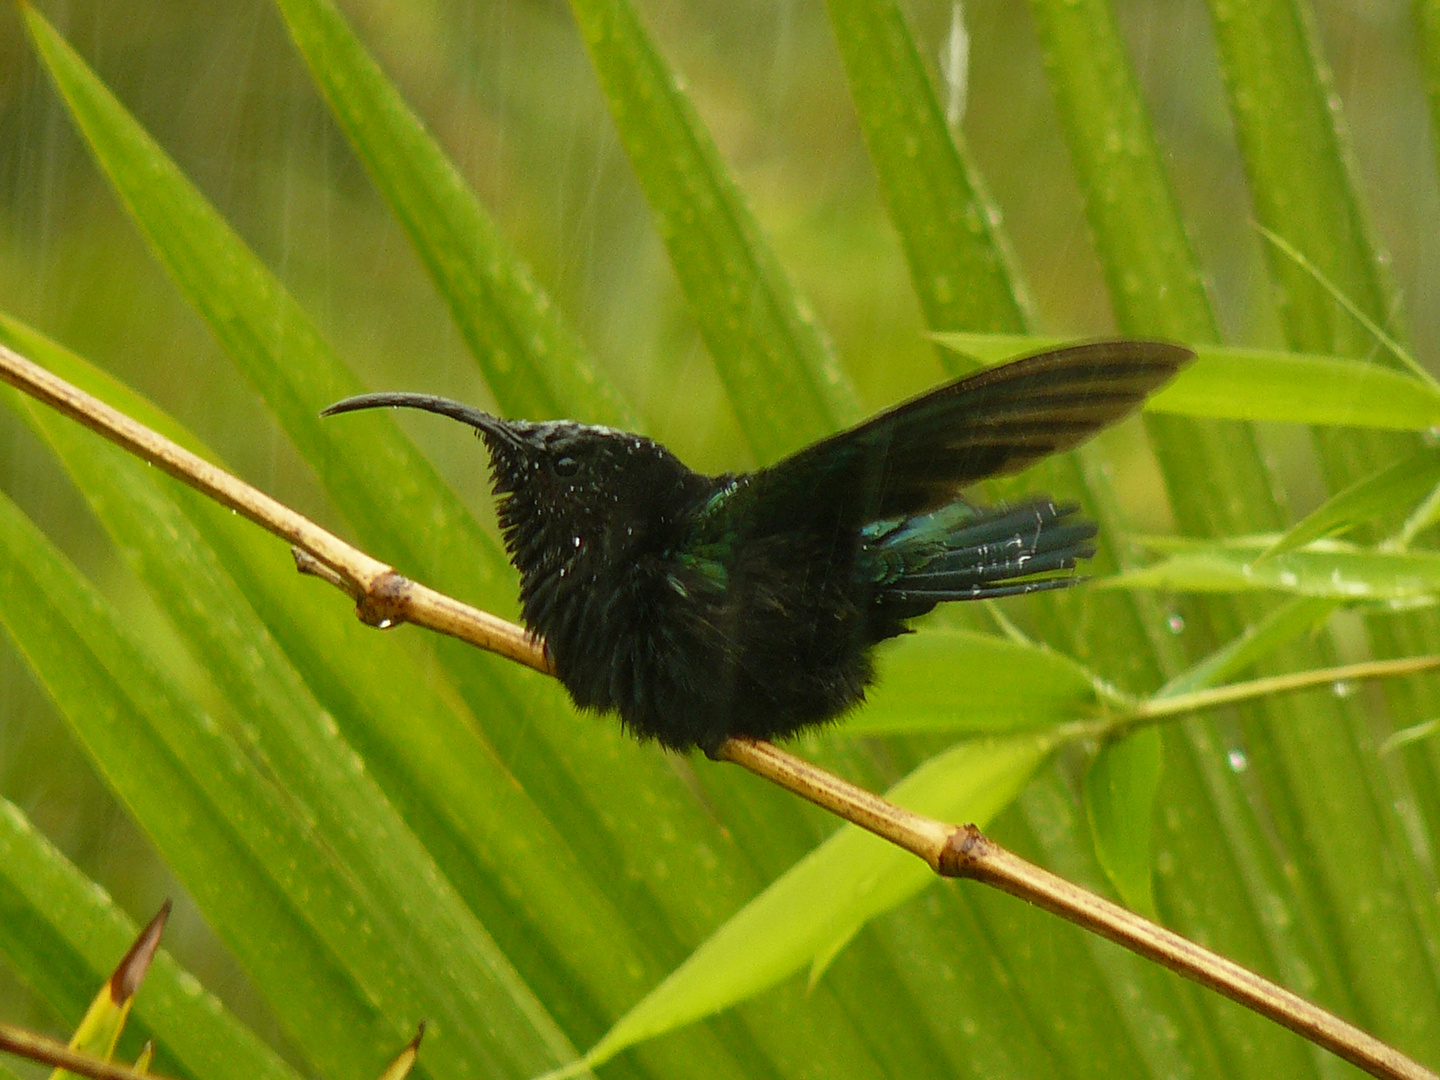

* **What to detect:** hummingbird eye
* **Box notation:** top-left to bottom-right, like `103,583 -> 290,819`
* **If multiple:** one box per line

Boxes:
553,455 -> 580,477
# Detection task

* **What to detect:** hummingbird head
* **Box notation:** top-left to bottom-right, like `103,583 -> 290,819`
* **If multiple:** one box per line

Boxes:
321,393 -> 709,637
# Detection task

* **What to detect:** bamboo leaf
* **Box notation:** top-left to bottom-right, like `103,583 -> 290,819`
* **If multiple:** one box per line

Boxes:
1260,449 -> 1440,559
822,0 -> 1026,334
559,734 -> 1054,1075
567,0 -> 860,456
21,3 -> 513,610
937,334 -> 1440,431
1084,730 -> 1161,919
271,0 -> 634,427
844,629 -> 1101,735
1109,538 -> 1440,604
0,796 -> 299,1080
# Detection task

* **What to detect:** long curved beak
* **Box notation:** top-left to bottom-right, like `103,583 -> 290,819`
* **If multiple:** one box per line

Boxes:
321,392 -> 525,448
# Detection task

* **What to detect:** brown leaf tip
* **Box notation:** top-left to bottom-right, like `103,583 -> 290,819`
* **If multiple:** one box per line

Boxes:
110,899 -> 172,1004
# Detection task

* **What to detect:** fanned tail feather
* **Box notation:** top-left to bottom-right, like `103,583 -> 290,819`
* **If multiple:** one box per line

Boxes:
866,499 -> 1097,612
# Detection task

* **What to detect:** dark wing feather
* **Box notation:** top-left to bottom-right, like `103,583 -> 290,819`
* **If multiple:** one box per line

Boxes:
723,340 -> 1191,535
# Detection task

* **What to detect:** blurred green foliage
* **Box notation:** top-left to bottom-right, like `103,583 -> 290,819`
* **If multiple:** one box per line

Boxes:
2,1 -> 1439,1077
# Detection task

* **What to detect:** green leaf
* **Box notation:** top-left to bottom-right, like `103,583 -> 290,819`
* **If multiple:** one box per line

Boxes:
564,733 -> 1054,1075
567,0 -> 860,456
0,487 -> 453,1078
11,354 -> 584,1078
0,313 -> 664,1065
271,0 -> 634,428
822,0 -> 1026,334
1027,0 -> 1215,341
1146,350 -> 1440,430
21,3 -> 514,609
1156,597 -> 1338,696
937,334 -> 1440,431
1206,0 -> 1390,357
844,629 -> 1101,734
1084,729 -> 1161,919
1380,717 -> 1440,755
1260,449 -> 1440,559
1109,537 -> 1440,605
22,18 -> 895,1078
0,797 -> 299,1080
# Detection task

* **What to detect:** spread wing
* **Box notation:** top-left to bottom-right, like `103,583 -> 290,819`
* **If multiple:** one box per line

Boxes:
711,339 -> 1192,537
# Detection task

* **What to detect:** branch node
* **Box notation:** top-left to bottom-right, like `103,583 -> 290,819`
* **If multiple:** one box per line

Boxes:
937,823 -> 988,878
356,570 -> 409,630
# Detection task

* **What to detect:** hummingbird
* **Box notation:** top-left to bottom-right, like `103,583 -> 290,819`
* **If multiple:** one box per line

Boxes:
323,340 -> 1191,754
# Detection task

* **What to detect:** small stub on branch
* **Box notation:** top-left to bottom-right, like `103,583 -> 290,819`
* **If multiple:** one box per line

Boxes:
937,824 -> 990,878
355,570 -> 409,630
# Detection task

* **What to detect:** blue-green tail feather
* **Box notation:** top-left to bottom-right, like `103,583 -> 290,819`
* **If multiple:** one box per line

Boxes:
861,499 -> 1096,613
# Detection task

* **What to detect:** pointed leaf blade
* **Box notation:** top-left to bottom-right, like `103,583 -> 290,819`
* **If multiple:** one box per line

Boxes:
1260,450 -> 1440,559
846,629 -> 1101,735
571,733 -> 1053,1071
937,334 -> 1440,431
1084,730 -> 1161,919
568,0 -> 860,456
272,0 -> 634,427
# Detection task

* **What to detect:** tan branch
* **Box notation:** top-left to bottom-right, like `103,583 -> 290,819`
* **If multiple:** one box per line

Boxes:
941,828 -> 1433,1080
2,342 -> 1434,1080
0,1021 -> 172,1080
0,342 -> 548,675
719,739 -> 1430,1080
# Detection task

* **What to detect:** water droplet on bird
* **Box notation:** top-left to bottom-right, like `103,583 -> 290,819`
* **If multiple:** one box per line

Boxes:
375,618 -> 395,629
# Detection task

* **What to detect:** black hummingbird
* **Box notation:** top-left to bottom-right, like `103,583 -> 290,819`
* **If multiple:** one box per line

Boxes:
324,340 -> 1190,754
